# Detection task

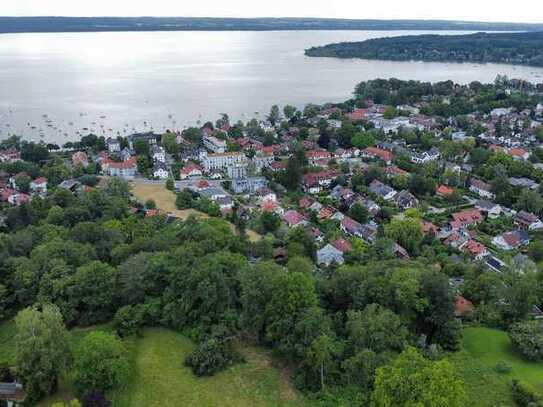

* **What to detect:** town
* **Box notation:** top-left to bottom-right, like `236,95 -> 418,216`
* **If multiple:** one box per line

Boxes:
1,76 -> 543,406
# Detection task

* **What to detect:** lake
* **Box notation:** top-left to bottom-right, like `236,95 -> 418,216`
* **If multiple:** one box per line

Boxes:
1,30 -> 543,143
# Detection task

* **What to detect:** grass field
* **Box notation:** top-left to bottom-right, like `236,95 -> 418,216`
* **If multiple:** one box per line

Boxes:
450,326 -> 543,406
131,181 -> 261,243
0,322 -> 306,407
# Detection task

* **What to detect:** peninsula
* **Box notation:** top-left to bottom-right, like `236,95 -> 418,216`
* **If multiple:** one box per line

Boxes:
305,31 -> 543,67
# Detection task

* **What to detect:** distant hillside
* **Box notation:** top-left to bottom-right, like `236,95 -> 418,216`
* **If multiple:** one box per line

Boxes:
1,17 -> 543,34
305,31 -> 543,67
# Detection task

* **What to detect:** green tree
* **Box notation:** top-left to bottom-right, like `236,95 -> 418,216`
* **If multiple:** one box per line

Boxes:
165,177 -> 175,191
352,132 -> 376,149
176,189 -> 194,209
74,331 -> 129,395
372,347 -> 465,407
515,189 -> 543,216
283,105 -> 297,119
287,256 -> 313,274
349,203 -> 369,224
15,305 -> 71,404
105,177 -> 131,200
346,304 -> 408,354
304,334 -> 338,391
133,139 -> 149,156
260,211 -> 281,232
267,105 -> 281,125
14,174 -> 31,193
385,217 -> 423,255
509,321 -> 543,361
161,132 -> 180,155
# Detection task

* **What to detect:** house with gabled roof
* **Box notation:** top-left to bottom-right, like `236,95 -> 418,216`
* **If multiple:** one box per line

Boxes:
283,210 -> 308,228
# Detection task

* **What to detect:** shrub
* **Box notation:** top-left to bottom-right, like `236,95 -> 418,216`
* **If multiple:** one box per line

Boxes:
113,305 -> 144,337
184,336 -> 243,377
495,360 -> 512,374
509,321 -> 543,361
511,379 -> 543,407
74,332 -> 130,395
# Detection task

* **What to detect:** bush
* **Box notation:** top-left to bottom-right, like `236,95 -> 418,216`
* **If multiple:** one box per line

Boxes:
511,379 -> 543,407
74,332 -> 130,395
184,336 -> 243,377
113,305 -> 144,337
509,321 -> 543,361
495,360 -> 512,374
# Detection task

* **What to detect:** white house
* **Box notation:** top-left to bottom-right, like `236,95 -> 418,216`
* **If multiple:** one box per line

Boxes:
470,179 -> 495,199
30,177 -> 48,195
203,135 -> 227,154
153,162 -> 169,179
180,163 -> 203,180
152,146 -> 166,163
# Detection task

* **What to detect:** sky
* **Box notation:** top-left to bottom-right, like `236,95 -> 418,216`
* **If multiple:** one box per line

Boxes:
1,0 -> 542,24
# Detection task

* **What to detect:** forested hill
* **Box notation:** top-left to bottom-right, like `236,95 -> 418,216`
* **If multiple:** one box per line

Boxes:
1,17 -> 543,34
305,31 -> 543,67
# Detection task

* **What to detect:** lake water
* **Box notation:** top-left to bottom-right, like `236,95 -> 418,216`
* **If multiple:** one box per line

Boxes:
1,30 -> 543,143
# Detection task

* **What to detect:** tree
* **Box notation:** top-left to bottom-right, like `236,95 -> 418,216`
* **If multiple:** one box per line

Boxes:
515,189 -> 543,216
372,347 -> 465,407
267,105 -> 281,125
105,177 -> 131,200
260,211 -> 281,232
385,217 -> 423,255
383,106 -> 397,119
133,139 -> 149,156
349,203 -> 369,224
0,283 -> 7,320
20,141 -> 49,163
287,256 -> 313,274
15,305 -> 71,404
283,105 -> 297,119
304,334 -> 338,391
265,272 -> 318,354
68,261 -> 117,325
176,189 -> 194,209
509,321 -> 543,361
145,199 -> 156,209
165,177 -> 175,191
184,335 -> 242,376
14,174 -> 31,193
161,132 -> 179,155
346,304 -> 408,354
352,132 -> 375,149
74,331 -> 129,395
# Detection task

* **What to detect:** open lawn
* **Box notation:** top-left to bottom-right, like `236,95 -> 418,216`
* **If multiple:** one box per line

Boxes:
131,181 -> 261,243
450,326 -> 543,406
111,328 -> 307,407
0,322 -> 306,407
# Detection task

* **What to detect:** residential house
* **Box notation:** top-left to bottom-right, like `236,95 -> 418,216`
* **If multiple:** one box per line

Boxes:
306,150 -> 332,166
410,147 -> 440,164
203,135 -> 227,154
30,177 -> 47,195
369,180 -> 397,201
252,153 -> 275,173
362,147 -> 393,164
461,239 -> 488,260
475,200 -> 502,219
508,177 -> 539,190
436,185 -> 454,198
515,211 -> 543,231
106,137 -> 121,153
283,210 -> 308,228
331,239 -> 353,254
470,179 -> 495,199
202,152 -> 248,177
492,230 -> 530,251
232,177 -> 267,194
301,170 -> 337,194
72,151 -> 89,167
127,132 -> 159,150
395,190 -> 418,210
449,209 -> 483,230
152,145 -> 166,163
104,157 -> 137,179
507,147 -> 530,161
180,163 -> 203,179
0,148 -> 21,163
317,244 -> 344,266
153,161 -> 169,179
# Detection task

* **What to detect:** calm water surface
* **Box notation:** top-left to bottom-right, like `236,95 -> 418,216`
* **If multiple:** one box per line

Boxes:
1,30 -> 543,143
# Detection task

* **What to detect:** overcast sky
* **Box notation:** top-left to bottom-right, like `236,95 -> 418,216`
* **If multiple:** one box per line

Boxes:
2,0 -> 542,24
